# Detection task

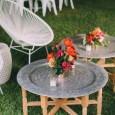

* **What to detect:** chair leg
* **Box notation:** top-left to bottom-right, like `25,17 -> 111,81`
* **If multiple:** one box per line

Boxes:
52,0 -> 57,15
47,2 -> 52,12
59,0 -> 63,11
0,87 -> 3,94
42,1 -> 47,17
28,50 -> 31,64
34,0 -> 39,13
70,0 -> 74,9
29,0 -> 33,11
10,40 -> 13,49
64,0 -> 68,6
45,46 -> 49,55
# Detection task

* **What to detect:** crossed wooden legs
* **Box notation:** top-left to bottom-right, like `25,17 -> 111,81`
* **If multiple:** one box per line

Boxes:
97,58 -> 115,92
84,57 -> 115,92
21,88 -> 103,115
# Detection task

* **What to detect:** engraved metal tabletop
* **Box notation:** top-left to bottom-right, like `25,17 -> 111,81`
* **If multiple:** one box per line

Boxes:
67,34 -> 115,58
17,59 -> 108,98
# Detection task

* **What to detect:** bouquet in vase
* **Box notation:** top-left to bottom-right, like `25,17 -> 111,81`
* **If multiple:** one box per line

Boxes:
83,27 -> 110,47
47,38 -> 78,76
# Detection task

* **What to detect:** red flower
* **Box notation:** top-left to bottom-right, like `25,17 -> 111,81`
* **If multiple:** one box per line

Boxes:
86,35 -> 93,44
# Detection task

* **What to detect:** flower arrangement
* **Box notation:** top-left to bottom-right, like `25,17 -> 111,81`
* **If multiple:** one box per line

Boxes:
83,27 -> 110,47
47,38 -> 78,75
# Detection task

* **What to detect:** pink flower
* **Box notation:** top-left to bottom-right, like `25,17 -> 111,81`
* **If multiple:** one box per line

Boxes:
99,32 -> 104,36
62,61 -> 67,68
96,32 -> 104,37
98,36 -> 104,42
56,50 -> 64,58
62,61 -> 72,70
56,44 -> 60,49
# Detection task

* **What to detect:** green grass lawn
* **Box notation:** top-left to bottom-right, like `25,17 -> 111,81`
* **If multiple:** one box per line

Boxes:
0,0 -> 115,114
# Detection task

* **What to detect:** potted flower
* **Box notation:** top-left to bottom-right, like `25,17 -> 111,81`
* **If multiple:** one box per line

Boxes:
83,27 -> 110,51
47,38 -> 78,78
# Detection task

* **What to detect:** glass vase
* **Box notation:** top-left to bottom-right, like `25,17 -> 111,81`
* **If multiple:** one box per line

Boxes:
86,44 -> 91,51
58,73 -> 65,79
49,69 -> 57,87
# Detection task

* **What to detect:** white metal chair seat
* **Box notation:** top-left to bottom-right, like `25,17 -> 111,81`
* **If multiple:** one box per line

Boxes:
0,0 -> 54,63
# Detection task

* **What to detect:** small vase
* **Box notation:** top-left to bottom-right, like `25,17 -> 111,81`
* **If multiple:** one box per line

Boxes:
49,69 -> 57,87
93,45 -> 98,49
50,78 -> 56,87
86,44 -> 91,51
58,73 -> 65,79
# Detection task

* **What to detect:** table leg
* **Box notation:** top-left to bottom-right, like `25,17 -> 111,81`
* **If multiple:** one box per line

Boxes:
22,88 -> 28,115
97,58 -> 105,65
83,58 -> 92,61
41,96 -> 48,115
81,96 -> 89,115
97,89 -> 102,115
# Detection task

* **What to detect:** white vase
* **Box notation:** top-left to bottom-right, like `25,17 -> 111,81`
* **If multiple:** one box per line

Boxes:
86,44 -> 91,51
50,78 -> 56,87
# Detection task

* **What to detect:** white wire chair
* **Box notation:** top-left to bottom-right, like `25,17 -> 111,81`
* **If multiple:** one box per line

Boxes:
0,0 -> 54,63
59,0 -> 74,11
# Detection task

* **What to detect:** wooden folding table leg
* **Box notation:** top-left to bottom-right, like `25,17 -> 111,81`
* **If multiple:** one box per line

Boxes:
83,58 -> 92,61
48,98 -> 67,115
97,89 -> 102,115
22,88 -> 28,115
41,96 -> 48,115
81,95 -> 89,115
97,58 -> 105,65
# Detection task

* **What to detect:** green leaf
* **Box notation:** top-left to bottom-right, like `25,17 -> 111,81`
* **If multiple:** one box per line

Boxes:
83,38 -> 86,45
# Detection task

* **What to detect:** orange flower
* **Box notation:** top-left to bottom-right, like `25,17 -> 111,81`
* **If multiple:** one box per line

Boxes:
49,58 -> 55,67
68,55 -> 74,61
64,38 -> 73,47
66,46 -> 77,57
47,53 -> 54,60
91,27 -> 101,35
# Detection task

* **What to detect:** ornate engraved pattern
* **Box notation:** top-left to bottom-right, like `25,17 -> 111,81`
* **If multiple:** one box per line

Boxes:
17,59 -> 108,98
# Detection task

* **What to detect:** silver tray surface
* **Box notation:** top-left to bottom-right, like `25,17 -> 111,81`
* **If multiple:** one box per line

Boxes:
17,59 -> 108,98
70,34 -> 115,58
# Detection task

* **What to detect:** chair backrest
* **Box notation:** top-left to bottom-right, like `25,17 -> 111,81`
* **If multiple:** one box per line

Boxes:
0,0 -> 54,46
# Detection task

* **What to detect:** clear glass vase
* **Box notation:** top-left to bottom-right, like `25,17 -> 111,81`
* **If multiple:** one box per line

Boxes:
49,69 -> 57,87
